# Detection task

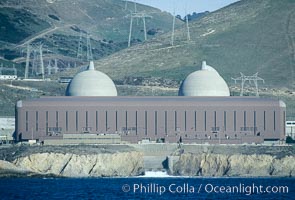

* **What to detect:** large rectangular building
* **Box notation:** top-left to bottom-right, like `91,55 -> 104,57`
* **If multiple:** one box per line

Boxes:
15,96 -> 286,144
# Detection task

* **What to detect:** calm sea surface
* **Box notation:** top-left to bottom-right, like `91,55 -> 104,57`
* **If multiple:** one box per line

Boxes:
0,177 -> 294,200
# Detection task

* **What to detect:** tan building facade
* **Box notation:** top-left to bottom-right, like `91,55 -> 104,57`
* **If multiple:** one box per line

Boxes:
15,96 -> 286,144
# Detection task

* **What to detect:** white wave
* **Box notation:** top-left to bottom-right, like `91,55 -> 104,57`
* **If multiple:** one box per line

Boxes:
140,171 -> 172,178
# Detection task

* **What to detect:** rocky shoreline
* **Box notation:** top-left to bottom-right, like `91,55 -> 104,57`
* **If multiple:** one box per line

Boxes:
168,152 -> 295,177
0,145 -> 144,178
0,144 -> 294,178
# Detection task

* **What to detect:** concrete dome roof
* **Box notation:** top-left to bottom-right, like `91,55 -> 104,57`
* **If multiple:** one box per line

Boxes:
178,61 -> 230,96
66,61 -> 117,96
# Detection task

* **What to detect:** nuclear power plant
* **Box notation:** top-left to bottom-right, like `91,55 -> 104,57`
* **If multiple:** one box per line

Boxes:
15,61 -> 286,145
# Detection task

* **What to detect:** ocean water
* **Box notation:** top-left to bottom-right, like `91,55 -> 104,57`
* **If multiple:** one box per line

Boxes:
0,177 -> 294,200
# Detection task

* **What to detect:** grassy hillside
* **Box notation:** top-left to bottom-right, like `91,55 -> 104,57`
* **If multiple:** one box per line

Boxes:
0,0 -> 181,43
58,0 -> 295,118
0,0 -> 182,67
0,8 -> 50,44
68,0 -> 294,89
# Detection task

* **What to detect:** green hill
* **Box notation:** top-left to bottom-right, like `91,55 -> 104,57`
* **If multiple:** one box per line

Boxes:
0,0 -> 182,63
82,0 -> 294,89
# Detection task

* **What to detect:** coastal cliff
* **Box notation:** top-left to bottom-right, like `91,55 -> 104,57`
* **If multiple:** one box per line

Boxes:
168,153 -> 295,177
0,145 -> 144,177
0,144 -> 294,177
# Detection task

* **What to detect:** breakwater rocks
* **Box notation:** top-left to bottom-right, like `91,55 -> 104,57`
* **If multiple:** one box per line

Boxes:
168,153 -> 295,177
0,145 -> 144,177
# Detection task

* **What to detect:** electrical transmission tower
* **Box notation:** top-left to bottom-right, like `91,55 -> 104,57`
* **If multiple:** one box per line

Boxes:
86,33 -> 93,61
128,12 -> 152,47
171,10 -> 176,46
54,59 -> 58,74
76,32 -> 93,61
77,32 -> 83,60
171,6 -> 191,46
185,9 -> 191,42
232,72 -> 265,96
25,43 -> 45,80
47,60 -> 52,75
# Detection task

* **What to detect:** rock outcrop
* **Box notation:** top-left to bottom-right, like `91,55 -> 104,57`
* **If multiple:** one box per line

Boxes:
12,152 -> 144,177
169,153 -> 295,177
0,144 -> 294,178
0,160 -> 38,177
0,145 -> 144,177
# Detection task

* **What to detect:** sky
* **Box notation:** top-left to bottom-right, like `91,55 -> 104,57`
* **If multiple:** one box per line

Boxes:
134,0 -> 240,17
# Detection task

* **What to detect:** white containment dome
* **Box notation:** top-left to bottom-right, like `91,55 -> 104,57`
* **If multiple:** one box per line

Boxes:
66,61 -> 117,96
178,61 -> 230,96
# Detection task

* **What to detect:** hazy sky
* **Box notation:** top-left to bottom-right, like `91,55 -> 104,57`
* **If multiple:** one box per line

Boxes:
134,0 -> 240,17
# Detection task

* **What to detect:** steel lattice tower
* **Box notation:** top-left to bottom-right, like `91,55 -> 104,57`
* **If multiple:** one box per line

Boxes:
232,72 -> 265,96
86,33 -> 93,61
77,33 -> 83,60
25,43 -> 45,80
